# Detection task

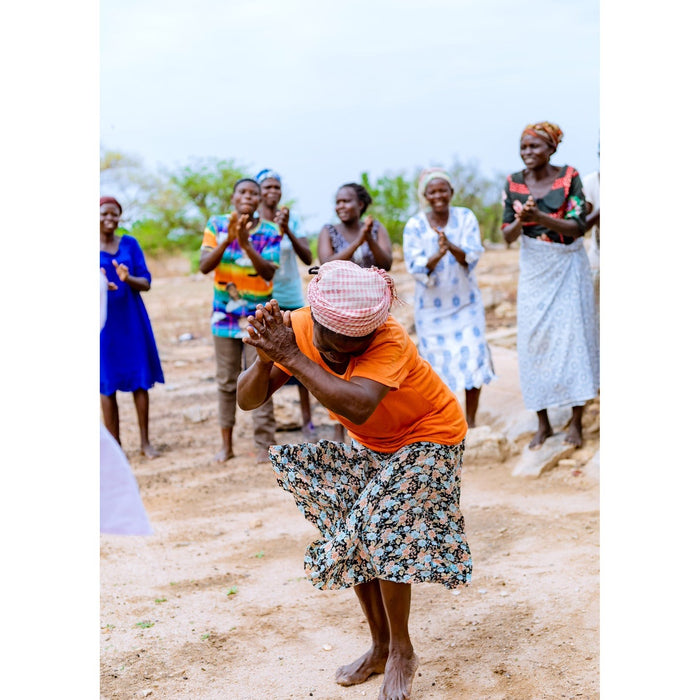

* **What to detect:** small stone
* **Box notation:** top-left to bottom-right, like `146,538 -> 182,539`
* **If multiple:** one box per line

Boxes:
512,433 -> 576,478
322,644 -> 332,651
183,406 -> 207,424
249,519 -> 263,529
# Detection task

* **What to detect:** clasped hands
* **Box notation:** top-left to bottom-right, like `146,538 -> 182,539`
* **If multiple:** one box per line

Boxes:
515,196 -> 541,224
227,211 -> 256,248
515,196 -> 551,241
273,206 -> 290,234
243,299 -> 297,365
353,216 -> 375,245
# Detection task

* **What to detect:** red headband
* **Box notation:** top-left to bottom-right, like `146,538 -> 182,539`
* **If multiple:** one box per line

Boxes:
522,122 -> 563,151
100,196 -> 122,214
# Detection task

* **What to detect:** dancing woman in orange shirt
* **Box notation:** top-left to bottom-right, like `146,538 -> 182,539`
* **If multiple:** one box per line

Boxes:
237,260 -> 472,700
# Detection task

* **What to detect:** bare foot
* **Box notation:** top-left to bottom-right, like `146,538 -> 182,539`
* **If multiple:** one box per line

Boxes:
528,426 -> 553,450
564,423 -> 583,448
214,447 -> 234,463
335,647 -> 388,686
378,651 -> 419,699
141,444 -> 161,459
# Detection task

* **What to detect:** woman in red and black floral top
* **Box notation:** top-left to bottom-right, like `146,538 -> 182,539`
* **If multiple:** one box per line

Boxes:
502,122 -> 599,450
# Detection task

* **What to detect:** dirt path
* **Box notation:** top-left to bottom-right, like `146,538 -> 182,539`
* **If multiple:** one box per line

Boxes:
100,248 -> 599,699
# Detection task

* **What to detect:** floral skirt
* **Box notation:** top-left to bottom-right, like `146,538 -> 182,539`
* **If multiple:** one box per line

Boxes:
268,439 -> 472,590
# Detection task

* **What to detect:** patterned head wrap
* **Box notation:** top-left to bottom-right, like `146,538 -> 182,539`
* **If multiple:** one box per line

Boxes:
307,260 -> 399,337
417,167 -> 453,210
521,122 -> 564,152
100,196 -> 122,214
255,168 -> 282,185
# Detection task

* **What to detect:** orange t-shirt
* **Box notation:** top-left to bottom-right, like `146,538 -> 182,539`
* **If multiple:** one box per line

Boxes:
276,308 -> 467,453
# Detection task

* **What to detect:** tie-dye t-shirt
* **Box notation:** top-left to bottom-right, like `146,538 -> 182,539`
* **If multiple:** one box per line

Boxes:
201,215 -> 281,338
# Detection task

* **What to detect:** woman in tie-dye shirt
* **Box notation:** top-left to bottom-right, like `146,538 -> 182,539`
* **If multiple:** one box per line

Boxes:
199,178 -> 281,463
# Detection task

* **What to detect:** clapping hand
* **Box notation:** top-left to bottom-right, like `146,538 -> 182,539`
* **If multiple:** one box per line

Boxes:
517,197 -> 551,240
435,227 -> 449,253
101,267 -> 118,291
227,211 -> 254,247
111,259 -> 130,283
360,216 -> 374,242
274,206 -> 290,235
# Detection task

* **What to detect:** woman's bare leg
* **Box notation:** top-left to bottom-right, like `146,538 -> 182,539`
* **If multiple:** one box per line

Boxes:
101,393 -> 120,444
334,423 -> 346,443
298,384 -> 312,426
133,388 -> 160,458
336,580 -> 390,686
528,408 -> 553,450
378,580 -> 418,700
299,385 -> 318,440
465,387 -> 481,428
565,405 -> 585,448
215,426 -> 234,463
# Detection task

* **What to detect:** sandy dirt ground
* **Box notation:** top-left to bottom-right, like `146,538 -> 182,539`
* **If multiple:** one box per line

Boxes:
100,247 -> 599,699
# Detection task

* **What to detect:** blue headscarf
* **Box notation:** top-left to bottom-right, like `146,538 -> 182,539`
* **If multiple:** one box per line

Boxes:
255,169 -> 282,185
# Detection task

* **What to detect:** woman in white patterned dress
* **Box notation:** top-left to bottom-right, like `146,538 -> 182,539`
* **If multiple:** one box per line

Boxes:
403,168 -> 495,427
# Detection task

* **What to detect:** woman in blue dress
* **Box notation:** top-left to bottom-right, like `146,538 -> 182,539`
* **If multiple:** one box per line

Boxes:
100,196 -> 164,458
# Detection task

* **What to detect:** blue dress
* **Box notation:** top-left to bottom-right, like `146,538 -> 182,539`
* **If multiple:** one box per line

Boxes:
100,235 -> 164,395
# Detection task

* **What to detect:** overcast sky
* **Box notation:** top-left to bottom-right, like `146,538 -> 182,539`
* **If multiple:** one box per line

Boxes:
100,0 -> 600,231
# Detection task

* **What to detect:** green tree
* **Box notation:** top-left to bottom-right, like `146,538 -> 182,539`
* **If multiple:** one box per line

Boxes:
168,158 -> 251,233
360,170 -> 415,245
101,153 -> 253,255
100,147 -> 163,225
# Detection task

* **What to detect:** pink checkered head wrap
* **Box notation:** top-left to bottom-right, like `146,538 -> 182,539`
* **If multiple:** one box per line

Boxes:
307,261 -> 399,337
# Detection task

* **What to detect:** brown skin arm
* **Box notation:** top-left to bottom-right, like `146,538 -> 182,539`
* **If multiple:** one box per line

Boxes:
237,300 -> 391,424
199,211 -> 245,274
236,219 -> 278,281
275,208 -> 313,265
112,259 -> 150,292
503,218 -> 524,245
199,212 -> 278,280
318,224 -> 356,264
425,231 -> 449,273
317,217 -> 392,270
585,202 -> 600,232
363,218 -> 393,271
